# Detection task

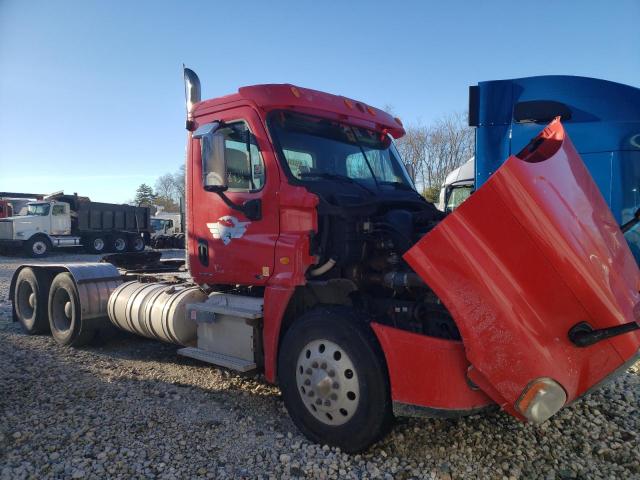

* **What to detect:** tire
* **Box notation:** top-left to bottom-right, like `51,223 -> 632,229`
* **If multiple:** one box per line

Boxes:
278,306 -> 393,453
48,273 -> 95,346
110,234 -> 128,253
13,267 -> 51,334
128,235 -> 145,252
85,235 -> 107,254
24,235 -> 51,258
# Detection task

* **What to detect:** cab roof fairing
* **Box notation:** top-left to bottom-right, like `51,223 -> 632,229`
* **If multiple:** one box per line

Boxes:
191,84 -> 406,139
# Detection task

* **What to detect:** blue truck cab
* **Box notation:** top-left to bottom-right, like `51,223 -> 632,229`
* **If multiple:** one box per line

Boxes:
468,75 -> 640,260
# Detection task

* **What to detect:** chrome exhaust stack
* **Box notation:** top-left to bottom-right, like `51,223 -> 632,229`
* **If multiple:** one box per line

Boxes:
183,66 -> 201,131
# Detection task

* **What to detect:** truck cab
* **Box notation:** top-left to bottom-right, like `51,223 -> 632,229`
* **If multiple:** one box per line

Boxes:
9,71 -> 640,453
0,201 -> 72,255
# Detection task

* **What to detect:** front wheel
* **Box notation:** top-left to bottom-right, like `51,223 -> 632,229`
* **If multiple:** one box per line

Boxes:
25,236 -> 51,258
278,306 -> 393,453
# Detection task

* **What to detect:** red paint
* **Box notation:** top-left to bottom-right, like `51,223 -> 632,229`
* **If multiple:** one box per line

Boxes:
262,286 -> 296,382
404,119 -> 640,417
187,105 -> 281,286
0,200 -> 12,219
187,84 -> 638,421
372,323 -> 492,410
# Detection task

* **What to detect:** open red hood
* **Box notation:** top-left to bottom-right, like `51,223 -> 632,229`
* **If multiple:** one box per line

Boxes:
404,119 -> 640,417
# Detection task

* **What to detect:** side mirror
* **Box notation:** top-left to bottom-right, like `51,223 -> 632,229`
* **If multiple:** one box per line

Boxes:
193,122 -> 227,192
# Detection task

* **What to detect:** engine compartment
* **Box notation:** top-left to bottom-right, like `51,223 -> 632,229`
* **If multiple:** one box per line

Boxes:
306,183 -> 460,341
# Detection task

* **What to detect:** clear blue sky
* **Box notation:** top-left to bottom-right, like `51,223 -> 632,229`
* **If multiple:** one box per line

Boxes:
1,0 -> 638,203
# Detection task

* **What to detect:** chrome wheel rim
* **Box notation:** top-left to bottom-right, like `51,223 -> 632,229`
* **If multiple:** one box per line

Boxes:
16,280 -> 35,321
296,339 -> 360,426
32,241 -> 46,255
51,287 -> 72,332
93,238 -> 104,251
133,237 -> 144,251
114,238 -> 126,251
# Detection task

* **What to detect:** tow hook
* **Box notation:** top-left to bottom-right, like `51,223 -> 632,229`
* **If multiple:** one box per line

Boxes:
568,321 -> 640,347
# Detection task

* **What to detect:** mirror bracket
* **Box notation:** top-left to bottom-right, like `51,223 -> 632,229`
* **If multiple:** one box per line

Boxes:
208,188 -> 262,221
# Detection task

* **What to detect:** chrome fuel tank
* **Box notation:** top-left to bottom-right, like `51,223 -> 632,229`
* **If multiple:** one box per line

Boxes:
107,282 -> 207,345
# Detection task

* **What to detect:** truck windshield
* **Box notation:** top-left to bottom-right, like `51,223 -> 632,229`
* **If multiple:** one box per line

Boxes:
268,111 -> 414,190
151,219 -> 170,232
26,203 -> 50,216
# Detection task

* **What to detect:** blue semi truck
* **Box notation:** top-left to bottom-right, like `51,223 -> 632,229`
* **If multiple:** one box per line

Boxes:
440,75 -> 640,260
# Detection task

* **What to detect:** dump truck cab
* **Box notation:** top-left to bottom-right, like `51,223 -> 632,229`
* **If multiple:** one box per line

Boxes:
0,200 -> 72,255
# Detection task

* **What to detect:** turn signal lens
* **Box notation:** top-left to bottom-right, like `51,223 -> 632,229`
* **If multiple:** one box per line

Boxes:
516,378 -> 566,423
290,86 -> 301,98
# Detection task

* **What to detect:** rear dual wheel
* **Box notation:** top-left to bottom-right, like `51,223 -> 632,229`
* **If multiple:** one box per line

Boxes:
14,268 -> 50,334
47,273 -> 95,346
85,236 -> 108,254
111,235 -> 128,253
278,306 -> 393,453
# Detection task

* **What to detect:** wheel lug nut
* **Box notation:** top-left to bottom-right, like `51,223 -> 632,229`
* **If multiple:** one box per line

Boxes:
315,398 -> 322,405
312,361 -> 318,368
332,382 -> 339,389
320,362 -> 327,369
328,369 -> 335,377
308,390 -> 315,397
324,400 -> 331,407
304,379 -> 311,386
330,393 -> 338,401
305,368 -> 312,375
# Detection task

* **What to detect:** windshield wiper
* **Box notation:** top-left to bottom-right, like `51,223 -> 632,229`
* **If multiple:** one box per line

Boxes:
300,172 -> 375,195
378,181 -> 415,191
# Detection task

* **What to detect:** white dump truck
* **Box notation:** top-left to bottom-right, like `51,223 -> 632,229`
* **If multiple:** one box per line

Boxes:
0,193 -> 151,257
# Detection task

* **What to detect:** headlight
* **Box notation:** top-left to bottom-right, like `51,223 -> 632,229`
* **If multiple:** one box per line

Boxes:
516,378 -> 567,423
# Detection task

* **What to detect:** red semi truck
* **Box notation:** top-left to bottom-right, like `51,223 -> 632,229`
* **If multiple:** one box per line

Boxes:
10,70 -> 640,452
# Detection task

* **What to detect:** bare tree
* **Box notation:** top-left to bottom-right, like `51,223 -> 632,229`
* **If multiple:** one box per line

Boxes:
396,112 -> 474,201
155,173 -> 177,200
171,165 -> 185,200
423,112 -> 474,193
395,124 -> 429,189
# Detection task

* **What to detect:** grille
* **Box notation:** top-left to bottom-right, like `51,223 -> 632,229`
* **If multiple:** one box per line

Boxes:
0,221 -> 13,239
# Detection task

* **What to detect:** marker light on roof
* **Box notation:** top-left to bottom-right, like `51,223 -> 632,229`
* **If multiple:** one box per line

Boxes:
394,117 -> 403,127
290,86 -> 301,98
343,98 -> 354,109
355,103 -> 365,113
366,106 -> 376,116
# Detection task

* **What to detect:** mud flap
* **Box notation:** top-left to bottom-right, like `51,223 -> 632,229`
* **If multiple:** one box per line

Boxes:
404,119 -> 640,417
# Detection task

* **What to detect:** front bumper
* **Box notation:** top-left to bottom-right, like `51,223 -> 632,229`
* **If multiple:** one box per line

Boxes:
0,239 -> 24,249
579,349 -> 640,401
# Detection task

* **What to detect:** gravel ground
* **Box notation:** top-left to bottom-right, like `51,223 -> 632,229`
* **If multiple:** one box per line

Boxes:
0,252 -> 638,479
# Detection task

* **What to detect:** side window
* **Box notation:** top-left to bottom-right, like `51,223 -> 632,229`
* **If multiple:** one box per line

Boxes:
283,149 -> 313,178
446,186 -> 473,212
52,204 -> 66,215
219,122 -> 265,191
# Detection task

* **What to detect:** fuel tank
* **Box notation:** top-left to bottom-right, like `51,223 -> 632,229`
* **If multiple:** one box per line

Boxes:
107,282 -> 207,345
